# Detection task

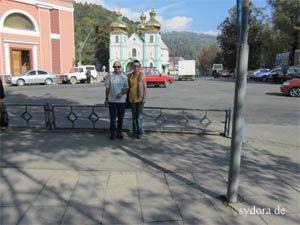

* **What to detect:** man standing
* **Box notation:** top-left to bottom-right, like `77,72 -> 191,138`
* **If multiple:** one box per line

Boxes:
128,60 -> 147,139
104,61 -> 129,140
86,69 -> 92,84
0,77 -> 8,128
0,78 -> 4,103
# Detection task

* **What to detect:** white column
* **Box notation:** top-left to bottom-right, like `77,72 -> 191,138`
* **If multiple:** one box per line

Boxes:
4,43 -> 11,75
33,45 -> 38,70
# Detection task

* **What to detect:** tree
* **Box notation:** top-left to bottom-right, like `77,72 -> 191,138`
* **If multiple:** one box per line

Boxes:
260,22 -> 286,68
196,45 -> 220,73
217,5 -> 267,70
74,2 -> 138,67
268,0 -> 300,65
95,24 -> 110,69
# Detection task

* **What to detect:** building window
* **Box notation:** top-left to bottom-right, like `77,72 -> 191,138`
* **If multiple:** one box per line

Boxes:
132,48 -> 137,57
116,36 -> 119,43
150,35 -> 154,43
150,62 -> 154,67
4,13 -> 35,30
50,9 -> 59,34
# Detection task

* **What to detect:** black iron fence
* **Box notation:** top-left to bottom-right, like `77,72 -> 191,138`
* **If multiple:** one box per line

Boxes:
4,103 -> 231,136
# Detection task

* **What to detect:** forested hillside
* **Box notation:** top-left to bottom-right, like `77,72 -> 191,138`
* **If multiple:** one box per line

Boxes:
74,2 -> 216,68
162,31 -> 216,60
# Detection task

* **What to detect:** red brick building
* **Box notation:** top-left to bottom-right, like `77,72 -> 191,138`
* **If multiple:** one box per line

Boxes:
0,0 -> 75,76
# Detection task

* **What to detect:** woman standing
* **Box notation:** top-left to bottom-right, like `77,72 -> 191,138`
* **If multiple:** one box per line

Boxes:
128,60 -> 147,139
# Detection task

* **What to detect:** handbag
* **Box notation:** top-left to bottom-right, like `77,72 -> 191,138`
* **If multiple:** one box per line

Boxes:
0,103 -> 9,127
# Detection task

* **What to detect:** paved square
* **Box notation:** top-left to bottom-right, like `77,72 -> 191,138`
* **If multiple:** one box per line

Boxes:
1,79 -> 299,224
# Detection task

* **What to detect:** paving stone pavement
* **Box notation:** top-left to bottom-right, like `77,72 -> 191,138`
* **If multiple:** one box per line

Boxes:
0,130 -> 299,225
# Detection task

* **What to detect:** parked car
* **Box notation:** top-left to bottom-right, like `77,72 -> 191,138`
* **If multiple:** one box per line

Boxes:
249,68 -> 270,80
280,79 -> 300,97
140,67 -> 174,88
273,66 -> 300,83
247,70 -> 254,78
254,68 -> 280,82
59,65 -> 98,84
7,70 -> 57,86
218,69 -> 231,78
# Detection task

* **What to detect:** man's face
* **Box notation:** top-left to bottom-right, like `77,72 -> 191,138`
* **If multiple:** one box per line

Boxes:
113,62 -> 121,74
132,63 -> 140,73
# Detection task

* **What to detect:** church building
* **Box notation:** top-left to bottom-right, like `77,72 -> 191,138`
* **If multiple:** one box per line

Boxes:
109,10 -> 169,73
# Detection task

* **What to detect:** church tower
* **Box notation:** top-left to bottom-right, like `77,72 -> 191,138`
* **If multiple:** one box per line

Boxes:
109,11 -> 128,71
108,8 -> 169,73
145,9 -> 162,69
137,13 -> 147,66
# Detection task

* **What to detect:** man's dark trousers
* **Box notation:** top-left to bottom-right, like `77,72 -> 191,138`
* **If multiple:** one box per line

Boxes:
109,102 -> 126,136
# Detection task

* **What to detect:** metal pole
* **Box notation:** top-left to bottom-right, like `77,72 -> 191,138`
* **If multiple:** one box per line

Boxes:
227,0 -> 250,203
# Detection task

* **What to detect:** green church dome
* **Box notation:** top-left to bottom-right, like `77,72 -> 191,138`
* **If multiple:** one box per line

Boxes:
110,11 -> 127,34
137,13 -> 147,34
145,9 -> 160,32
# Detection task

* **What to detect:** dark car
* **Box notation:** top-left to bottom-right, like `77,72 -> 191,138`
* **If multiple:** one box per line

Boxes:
272,66 -> 300,83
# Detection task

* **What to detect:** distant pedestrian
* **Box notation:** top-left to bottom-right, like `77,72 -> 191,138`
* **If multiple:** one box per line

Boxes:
212,70 -> 217,78
128,60 -> 147,139
86,69 -> 91,83
0,78 -> 5,103
104,61 -> 129,140
21,62 -> 28,74
0,78 -> 8,128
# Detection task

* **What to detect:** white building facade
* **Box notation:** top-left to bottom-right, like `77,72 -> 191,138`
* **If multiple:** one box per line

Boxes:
109,10 -> 169,73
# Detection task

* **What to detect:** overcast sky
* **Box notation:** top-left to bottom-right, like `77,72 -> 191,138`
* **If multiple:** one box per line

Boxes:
75,0 -> 270,35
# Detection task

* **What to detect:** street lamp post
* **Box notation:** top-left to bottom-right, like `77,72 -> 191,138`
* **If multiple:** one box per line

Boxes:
227,0 -> 250,203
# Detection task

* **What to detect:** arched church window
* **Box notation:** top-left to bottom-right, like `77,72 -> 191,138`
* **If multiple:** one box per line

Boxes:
132,48 -> 137,57
116,36 -> 119,43
150,63 -> 154,67
150,35 -> 154,43
4,13 -> 35,30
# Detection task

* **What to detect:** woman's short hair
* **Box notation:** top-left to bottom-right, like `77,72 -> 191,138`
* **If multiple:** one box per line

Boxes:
132,60 -> 141,66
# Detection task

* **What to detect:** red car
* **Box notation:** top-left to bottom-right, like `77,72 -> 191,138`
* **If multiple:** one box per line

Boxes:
218,70 -> 231,78
140,67 -> 174,88
280,79 -> 300,97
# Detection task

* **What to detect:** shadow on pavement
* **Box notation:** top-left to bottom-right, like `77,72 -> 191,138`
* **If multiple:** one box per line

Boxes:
1,92 -> 299,224
266,91 -> 288,97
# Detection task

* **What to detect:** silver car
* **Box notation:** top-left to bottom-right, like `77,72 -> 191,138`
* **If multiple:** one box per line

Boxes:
8,70 -> 57,86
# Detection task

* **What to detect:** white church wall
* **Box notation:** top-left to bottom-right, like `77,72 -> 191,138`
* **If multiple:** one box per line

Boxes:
109,22 -> 169,72
161,48 -> 169,64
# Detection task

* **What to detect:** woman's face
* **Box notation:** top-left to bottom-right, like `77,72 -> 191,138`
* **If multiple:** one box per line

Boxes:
132,63 -> 140,73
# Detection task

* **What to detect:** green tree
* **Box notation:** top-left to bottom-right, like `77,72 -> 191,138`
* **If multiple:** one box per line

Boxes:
74,2 -> 137,67
260,22 -> 286,68
196,44 -> 220,73
268,0 -> 300,65
217,5 -> 267,69
95,24 -> 110,69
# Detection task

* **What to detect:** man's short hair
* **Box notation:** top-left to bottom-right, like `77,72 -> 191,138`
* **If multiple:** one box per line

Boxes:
113,61 -> 121,66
